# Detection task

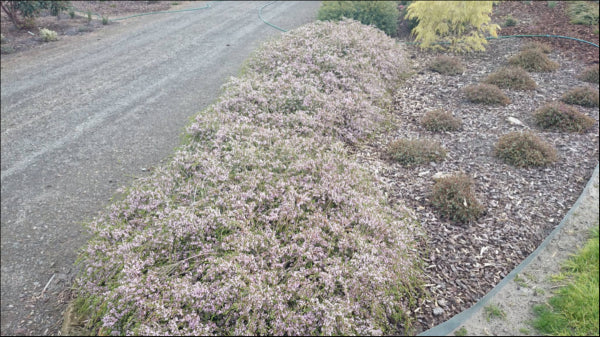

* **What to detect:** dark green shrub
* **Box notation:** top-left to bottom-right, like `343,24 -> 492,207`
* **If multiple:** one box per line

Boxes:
561,86 -> 599,107
534,102 -> 596,133
504,15 -> 517,27
520,41 -> 552,54
484,67 -> 537,90
431,173 -> 484,224
464,84 -> 510,105
508,49 -> 559,72
397,1 -> 419,33
387,138 -> 447,166
1,45 -> 15,54
429,55 -> 465,75
317,1 -> 399,36
421,109 -> 462,132
579,64 -> 599,83
567,1 -> 599,25
495,131 -> 557,167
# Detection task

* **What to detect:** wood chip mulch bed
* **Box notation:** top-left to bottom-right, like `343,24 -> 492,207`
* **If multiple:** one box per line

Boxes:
353,36 -> 598,333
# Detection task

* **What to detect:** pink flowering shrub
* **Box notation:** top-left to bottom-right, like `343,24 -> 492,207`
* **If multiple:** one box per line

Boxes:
75,20 -> 421,336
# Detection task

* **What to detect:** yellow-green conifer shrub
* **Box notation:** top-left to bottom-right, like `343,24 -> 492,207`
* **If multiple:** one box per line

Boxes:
405,1 -> 500,53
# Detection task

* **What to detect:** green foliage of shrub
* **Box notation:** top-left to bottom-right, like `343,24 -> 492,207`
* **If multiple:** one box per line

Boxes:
1,45 -> 15,54
388,138 -> 447,166
579,64 -> 599,83
1,1 -> 69,28
68,9 -> 75,18
508,49 -> 559,72
317,1 -> 399,36
567,1 -> 600,25
520,41 -> 552,54
429,55 -> 465,75
484,66 -> 537,90
421,109 -> 462,132
102,15 -> 109,25
430,173 -> 484,224
464,83 -> 510,105
534,102 -> 596,133
560,86 -> 599,107
495,131 -> 558,167
503,14 -> 517,27
39,28 -> 58,42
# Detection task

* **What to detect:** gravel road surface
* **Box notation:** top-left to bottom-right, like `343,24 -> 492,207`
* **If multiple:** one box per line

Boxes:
0,2 -> 320,335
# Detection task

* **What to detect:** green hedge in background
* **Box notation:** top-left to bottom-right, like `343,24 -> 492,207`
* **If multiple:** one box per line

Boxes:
317,1 -> 399,36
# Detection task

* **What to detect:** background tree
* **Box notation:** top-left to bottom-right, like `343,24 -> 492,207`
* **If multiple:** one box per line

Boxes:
1,1 -> 69,28
406,1 -> 500,52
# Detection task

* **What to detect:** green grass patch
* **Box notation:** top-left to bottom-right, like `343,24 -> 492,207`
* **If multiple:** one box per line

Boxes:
532,225 -> 599,336
455,326 -> 468,336
484,303 -> 506,322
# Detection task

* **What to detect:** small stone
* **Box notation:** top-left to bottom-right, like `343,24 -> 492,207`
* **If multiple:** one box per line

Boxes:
141,168 -> 147,172
433,307 -> 445,316
507,117 -> 525,126
418,170 -> 430,177
432,172 -> 452,181
438,299 -> 448,307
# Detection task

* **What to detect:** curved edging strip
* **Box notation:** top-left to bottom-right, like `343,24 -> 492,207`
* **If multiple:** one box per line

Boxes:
419,162 -> 600,336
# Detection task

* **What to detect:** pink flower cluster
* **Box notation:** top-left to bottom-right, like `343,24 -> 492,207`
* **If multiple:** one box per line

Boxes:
76,19 -> 421,335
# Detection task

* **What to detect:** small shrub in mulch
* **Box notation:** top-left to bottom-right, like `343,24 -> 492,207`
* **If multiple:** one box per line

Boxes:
534,102 -> 596,133
483,67 -> 537,90
567,1 -> 599,25
464,83 -> 510,105
503,15 -> 517,27
421,109 -> 462,132
508,49 -> 559,72
39,28 -> 58,42
430,173 -> 484,224
579,64 -> 599,84
520,41 -> 552,54
428,55 -> 465,75
560,86 -> 599,107
387,138 -> 447,166
495,131 -> 558,167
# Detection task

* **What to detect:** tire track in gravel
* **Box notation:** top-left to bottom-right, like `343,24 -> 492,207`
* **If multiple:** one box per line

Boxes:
0,2 -> 320,335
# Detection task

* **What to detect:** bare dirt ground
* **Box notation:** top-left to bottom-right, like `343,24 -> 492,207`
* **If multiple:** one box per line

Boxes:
1,2 -> 321,335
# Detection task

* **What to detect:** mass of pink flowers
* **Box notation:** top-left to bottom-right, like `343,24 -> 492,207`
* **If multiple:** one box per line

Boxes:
75,19 -> 422,335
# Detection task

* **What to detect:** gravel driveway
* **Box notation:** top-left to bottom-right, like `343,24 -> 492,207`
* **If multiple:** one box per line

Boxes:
0,2 -> 320,335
